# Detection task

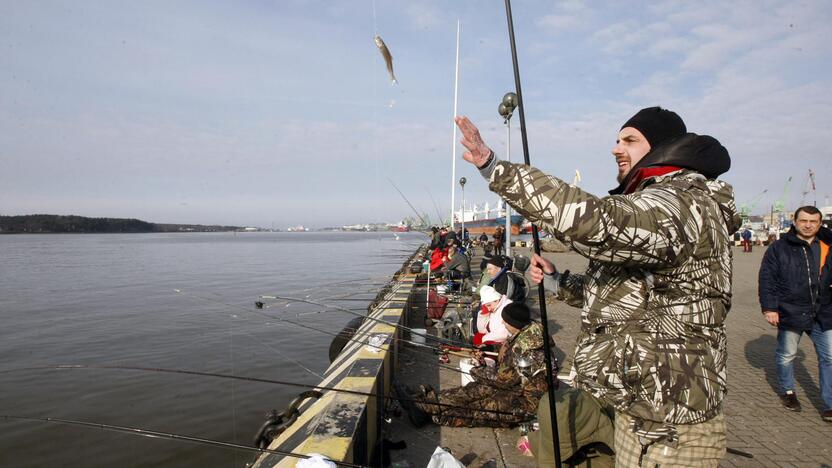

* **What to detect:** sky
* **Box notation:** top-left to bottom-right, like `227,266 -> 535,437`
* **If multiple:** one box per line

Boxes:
1,0 -> 830,228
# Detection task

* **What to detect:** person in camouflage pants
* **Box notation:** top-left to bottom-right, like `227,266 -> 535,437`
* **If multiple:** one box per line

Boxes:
413,303 -> 555,427
455,107 -> 740,466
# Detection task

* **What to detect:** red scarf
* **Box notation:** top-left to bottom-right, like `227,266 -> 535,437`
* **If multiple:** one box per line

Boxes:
622,165 -> 682,194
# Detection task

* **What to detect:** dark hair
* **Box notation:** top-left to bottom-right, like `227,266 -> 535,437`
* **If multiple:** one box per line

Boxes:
794,205 -> 822,220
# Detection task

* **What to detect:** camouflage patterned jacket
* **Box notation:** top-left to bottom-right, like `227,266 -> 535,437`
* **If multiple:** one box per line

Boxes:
471,321 -> 553,399
484,137 -> 740,436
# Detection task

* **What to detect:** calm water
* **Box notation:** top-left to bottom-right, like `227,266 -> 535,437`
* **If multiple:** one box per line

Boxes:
0,231 -> 425,467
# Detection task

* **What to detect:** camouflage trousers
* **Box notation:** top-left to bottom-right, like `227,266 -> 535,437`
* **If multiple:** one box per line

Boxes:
613,411 -> 726,467
415,382 -> 536,428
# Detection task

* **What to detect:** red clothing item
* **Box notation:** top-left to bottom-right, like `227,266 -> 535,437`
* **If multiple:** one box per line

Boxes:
622,165 -> 682,194
473,306 -> 500,347
430,248 -> 448,271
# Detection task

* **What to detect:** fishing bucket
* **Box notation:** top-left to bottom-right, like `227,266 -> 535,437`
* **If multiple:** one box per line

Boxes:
459,357 -> 476,386
410,328 -> 427,345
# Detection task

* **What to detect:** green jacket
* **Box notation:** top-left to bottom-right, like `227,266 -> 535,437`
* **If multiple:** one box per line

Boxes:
487,158 -> 740,437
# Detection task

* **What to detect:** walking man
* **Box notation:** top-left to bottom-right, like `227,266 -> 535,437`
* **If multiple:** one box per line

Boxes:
456,106 -> 739,466
758,205 -> 832,421
742,227 -> 753,252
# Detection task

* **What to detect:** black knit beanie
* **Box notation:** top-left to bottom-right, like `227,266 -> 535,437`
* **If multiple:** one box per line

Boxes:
621,106 -> 686,150
501,302 -> 531,330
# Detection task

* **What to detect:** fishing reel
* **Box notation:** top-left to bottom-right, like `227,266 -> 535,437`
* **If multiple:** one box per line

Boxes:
514,353 -> 534,383
253,390 -> 322,449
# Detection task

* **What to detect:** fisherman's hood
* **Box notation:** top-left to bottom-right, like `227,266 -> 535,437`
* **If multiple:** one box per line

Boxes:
609,132 -> 740,233
610,133 -> 731,195
708,178 -> 742,234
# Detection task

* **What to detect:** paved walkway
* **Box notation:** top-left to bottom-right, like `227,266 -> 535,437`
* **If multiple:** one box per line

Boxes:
392,246 -> 832,467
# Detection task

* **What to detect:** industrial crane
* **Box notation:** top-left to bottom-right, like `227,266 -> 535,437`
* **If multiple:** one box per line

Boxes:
773,176 -> 794,229
739,189 -> 768,225
799,169 -> 816,207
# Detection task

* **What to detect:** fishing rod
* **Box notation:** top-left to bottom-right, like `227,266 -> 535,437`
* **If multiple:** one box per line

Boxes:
426,187 -> 445,226
260,295 -> 461,349
254,299 -> 474,367
1,414 -> 366,467
0,365 -> 534,420
176,288 -> 470,374
387,178 -> 430,227
503,0 -> 561,464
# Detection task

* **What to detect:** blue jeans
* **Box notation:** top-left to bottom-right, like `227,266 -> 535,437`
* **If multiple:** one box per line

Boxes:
776,322 -> 832,410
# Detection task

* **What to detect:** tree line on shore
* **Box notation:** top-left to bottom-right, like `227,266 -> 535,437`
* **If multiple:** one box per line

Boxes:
0,215 -> 241,234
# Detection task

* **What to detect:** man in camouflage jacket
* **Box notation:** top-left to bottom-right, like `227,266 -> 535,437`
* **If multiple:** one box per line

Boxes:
455,107 -> 740,466
412,303 -> 554,427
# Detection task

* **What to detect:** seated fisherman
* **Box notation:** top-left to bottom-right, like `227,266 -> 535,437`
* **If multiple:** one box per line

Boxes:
479,255 -> 527,303
477,255 -> 506,292
428,226 -> 441,250
407,303 -> 555,428
472,285 -> 511,347
429,243 -> 448,273
441,239 -> 471,286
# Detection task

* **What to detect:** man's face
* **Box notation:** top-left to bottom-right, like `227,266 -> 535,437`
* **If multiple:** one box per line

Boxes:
795,211 -> 822,240
486,264 -> 501,277
612,127 -> 651,183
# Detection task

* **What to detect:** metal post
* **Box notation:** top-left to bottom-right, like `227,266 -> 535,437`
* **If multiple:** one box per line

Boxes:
504,117 -> 512,258
460,177 -> 467,242
503,0 -> 562,464
450,20 -> 461,230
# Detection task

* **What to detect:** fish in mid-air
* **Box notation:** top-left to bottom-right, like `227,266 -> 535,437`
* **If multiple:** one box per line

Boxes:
374,35 -> 398,85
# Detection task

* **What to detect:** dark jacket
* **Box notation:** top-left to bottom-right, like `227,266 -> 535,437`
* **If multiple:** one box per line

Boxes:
758,226 -> 832,331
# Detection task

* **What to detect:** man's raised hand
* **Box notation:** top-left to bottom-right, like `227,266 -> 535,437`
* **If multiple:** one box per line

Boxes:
455,116 -> 493,168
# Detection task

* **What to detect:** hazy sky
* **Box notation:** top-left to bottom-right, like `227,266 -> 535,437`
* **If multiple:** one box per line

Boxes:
2,0 -> 830,228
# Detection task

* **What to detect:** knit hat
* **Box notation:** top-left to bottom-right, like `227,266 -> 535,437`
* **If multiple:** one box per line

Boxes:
486,255 -> 512,270
501,302 -> 531,330
479,285 -> 501,304
621,106 -> 686,150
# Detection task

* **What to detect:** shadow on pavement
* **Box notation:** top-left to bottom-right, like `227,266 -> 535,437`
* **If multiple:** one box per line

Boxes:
745,333 -> 825,413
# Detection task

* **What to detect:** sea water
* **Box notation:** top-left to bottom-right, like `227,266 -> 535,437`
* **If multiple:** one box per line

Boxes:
0,231 -> 425,467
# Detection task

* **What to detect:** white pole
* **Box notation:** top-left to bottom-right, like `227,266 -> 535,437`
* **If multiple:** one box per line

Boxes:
450,19 -> 460,229
504,118 -> 512,258
426,262 -> 430,313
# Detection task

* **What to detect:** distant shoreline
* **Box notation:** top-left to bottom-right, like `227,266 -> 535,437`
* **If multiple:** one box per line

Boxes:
0,214 -> 241,234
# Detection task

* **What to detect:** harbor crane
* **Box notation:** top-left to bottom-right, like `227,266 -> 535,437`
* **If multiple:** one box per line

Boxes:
773,176 -> 794,229
799,169 -> 816,207
739,189 -> 768,225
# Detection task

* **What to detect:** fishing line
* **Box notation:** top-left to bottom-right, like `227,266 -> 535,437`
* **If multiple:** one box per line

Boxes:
228,286 -> 240,462
0,365 -> 533,420
177,288 -> 468,374
0,414 -> 365,468
223,328 -> 325,379
261,295 -> 460,348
